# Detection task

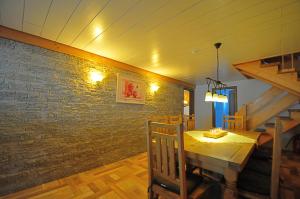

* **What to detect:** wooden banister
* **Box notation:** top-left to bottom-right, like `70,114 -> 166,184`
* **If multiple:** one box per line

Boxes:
270,117 -> 282,199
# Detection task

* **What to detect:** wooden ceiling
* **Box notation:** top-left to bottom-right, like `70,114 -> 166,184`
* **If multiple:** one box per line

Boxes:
0,0 -> 300,84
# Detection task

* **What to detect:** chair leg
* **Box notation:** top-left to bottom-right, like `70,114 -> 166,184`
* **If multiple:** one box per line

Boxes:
148,186 -> 153,199
149,191 -> 159,199
148,187 -> 159,199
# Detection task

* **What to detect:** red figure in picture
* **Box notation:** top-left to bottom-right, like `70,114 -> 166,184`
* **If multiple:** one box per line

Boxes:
124,81 -> 139,98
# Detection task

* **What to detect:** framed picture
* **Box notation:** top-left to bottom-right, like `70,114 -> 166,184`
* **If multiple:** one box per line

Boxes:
116,74 -> 146,104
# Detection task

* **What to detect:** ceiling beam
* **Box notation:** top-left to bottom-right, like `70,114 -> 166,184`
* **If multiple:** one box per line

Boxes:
0,25 -> 194,89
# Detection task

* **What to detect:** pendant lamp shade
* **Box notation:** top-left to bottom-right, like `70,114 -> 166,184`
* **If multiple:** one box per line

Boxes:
205,91 -> 213,102
218,95 -> 228,103
212,93 -> 219,102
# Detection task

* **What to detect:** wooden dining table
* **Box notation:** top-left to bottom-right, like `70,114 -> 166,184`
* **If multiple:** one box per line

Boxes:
183,130 -> 261,199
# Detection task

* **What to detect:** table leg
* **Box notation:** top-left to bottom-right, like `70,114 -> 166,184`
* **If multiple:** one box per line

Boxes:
223,168 -> 238,199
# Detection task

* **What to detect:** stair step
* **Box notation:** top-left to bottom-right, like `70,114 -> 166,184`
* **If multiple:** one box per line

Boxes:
289,110 -> 300,122
288,109 -> 300,112
278,68 -> 296,74
278,116 -> 292,120
265,123 -> 275,127
258,133 -> 273,145
260,62 -> 281,68
255,128 -> 266,132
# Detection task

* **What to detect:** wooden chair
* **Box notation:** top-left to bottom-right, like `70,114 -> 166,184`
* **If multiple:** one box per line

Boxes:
146,121 -> 221,199
237,118 -> 283,199
223,115 -> 244,130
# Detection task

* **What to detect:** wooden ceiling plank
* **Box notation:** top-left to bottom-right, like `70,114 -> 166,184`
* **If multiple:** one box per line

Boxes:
98,1 -> 232,52
147,0 -> 297,54
57,0 -> 109,45
72,0 -> 139,49
153,0 -> 279,48
0,0 -> 24,31
101,0 -> 200,49
84,0 -> 171,64
147,0 -> 234,37
41,0 -> 81,41
0,25 -> 195,89
85,0 -> 169,51
23,0 -> 52,35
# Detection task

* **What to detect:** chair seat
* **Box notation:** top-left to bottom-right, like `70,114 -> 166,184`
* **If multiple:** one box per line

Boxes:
237,169 -> 271,195
153,174 -> 222,199
251,148 -> 272,160
153,173 -> 202,194
244,158 -> 272,176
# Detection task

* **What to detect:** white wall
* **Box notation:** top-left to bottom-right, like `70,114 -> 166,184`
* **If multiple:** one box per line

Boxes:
195,79 -> 271,129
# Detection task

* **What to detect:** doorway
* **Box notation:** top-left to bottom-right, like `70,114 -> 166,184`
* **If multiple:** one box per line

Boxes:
183,89 -> 194,116
212,86 -> 237,128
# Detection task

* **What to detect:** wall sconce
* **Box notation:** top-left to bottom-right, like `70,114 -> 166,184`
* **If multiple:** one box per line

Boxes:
150,83 -> 159,92
89,69 -> 104,84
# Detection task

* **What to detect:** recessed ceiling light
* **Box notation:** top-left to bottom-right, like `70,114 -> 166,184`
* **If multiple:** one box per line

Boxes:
152,51 -> 159,64
94,27 -> 102,37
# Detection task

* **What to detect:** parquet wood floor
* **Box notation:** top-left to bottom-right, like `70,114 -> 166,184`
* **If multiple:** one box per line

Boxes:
1,153 -> 148,199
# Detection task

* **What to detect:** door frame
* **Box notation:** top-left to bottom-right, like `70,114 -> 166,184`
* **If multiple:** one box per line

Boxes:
212,86 -> 237,127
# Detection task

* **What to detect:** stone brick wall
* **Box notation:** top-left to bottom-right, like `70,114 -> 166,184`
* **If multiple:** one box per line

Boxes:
0,38 -> 183,195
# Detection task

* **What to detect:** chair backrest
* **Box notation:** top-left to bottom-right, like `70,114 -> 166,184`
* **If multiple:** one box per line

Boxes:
150,115 -> 169,123
147,121 -> 187,199
223,115 -> 244,130
149,116 -> 173,134
169,114 -> 183,124
184,114 -> 195,131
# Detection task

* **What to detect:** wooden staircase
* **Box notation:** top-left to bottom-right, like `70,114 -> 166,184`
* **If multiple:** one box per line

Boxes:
233,52 -> 300,146
235,60 -> 300,96
258,113 -> 300,145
